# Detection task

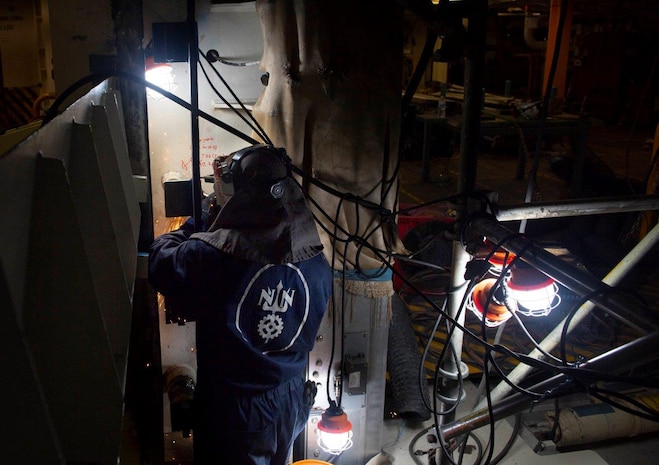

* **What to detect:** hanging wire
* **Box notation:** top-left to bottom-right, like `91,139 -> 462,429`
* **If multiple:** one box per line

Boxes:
205,48 -> 260,67
325,195 -> 348,406
559,286 -> 649,367
199,48 -> 273,145
419,298 -> 446,413
197,55 -> 271,144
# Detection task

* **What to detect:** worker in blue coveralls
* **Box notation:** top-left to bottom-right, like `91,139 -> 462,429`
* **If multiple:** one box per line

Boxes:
149,144 -> 333,465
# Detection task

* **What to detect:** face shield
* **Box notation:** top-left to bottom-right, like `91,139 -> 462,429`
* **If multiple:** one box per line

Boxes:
195,145 -> 323,264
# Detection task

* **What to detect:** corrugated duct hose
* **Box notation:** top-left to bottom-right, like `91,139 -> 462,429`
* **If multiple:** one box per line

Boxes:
387,293 -> 431,421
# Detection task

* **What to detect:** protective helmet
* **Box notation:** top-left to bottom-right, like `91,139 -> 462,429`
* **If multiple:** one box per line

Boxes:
221,144 -> 291,198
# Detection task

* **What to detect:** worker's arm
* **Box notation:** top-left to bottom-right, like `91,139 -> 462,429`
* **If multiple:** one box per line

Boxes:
148,226 -> 214,322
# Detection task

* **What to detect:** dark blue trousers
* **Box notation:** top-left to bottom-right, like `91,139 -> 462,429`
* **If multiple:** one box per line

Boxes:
193,374 -> 309,465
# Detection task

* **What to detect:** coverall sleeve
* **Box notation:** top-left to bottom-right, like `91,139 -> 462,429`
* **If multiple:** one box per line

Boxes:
148,228 -> 209,307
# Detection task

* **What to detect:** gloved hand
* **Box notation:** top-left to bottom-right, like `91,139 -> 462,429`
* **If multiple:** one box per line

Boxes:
303,380 -> 318,408
202,192 -> 221,227
180,193 -> 221,233
213,157 -> 232,207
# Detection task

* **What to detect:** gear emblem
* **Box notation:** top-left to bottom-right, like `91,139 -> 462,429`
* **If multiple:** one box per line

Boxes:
257,313 -> 284,341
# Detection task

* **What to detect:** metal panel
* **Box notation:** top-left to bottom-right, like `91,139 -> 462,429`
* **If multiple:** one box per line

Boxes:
69,121 -> 134,383
98,91 -> 141,251
0,262 -> 64,464
23,153 -> 124,464
0,80 -> 142,464
91,95 -> 139,287
303,282 -> 390,464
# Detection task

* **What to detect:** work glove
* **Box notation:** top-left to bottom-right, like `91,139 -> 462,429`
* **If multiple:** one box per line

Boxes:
180,193 -> 220,234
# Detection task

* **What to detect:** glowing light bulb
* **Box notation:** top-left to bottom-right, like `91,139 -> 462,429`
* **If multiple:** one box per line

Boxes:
317,401 -> 353,455
506,265 -> 559,316
144,56 -> 174,99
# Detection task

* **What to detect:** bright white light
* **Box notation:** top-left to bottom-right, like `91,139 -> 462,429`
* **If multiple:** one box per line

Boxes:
316,403 -> 353,455
507,280 -> 559,315
145,64 -> 173,87
317,429 -> 353,455
145,59 -> 175,99
505,265 -> 561,316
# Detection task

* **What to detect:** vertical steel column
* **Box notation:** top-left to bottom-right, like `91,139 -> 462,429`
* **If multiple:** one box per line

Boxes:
187,0 -> 202,232
437,1 -> 488,450
457,5 -> 486,197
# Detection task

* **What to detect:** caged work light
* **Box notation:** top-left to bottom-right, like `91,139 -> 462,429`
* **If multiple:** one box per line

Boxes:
316,401 -> 353,455
467,242 -> 561,327
505,263 -> 560,316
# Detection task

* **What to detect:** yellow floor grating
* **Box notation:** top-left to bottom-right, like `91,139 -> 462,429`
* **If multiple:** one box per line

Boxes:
403,292 -> 642,379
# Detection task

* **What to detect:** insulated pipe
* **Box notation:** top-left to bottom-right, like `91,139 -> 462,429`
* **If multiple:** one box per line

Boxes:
387,295 -> 431,421
475,220 -> 659,408
467,215 -> 658,335
495,194 -> 659,222
552,400 -> 659,447
441,330 -> 659,441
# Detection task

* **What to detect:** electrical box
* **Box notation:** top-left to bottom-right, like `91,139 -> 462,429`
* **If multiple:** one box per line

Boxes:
152,22 -> 189,63
163,179 -> 193,218
344,353 -> 367,396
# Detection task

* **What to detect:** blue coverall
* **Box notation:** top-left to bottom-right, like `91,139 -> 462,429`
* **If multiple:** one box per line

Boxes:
149,204 -> 332,464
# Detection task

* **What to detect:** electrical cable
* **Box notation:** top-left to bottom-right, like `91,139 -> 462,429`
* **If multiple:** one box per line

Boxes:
197,58 -> 270,145
509,310 -> 562,364
473,237 -> 538,396
485,351 -> 545,400
205,48 -> 259,67
395,254 -> 449,272
41,71 -> 261,146
430,280 -> 475,465
200,49 -> 273,145
559,285 -> 648,367
338,237 -> 350,409
369,240 -> 659,394
408,424 -> 436,465
456,432 -> 484,465
325,195 -> 347,406
474,242 -> 548,461
588,386 -> 659,422
471,323 -> 508,410
419,298 -> 446,413
482,413 -> 522,465
479,354 -> 497,465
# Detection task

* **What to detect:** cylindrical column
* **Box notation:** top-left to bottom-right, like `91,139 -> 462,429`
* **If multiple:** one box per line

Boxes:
437,5 -> 488,464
